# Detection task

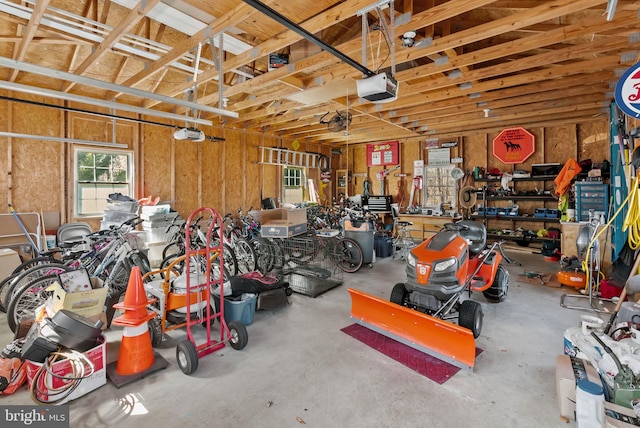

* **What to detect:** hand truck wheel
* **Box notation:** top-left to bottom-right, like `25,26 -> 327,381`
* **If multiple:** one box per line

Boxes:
227,320 -> 248,350
176,340 -> 199,375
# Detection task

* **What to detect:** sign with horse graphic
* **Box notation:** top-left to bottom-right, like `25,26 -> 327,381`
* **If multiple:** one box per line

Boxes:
492,127 -> 535,164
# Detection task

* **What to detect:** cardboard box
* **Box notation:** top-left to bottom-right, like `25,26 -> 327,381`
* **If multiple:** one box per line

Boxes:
26,335 -> 106,404
556,354 -> 603,420
48,280 -> 108,318
0,248 -> 21,280
605,401 -> 640,427
260,222 -> 307,238
259,208 -> 307,238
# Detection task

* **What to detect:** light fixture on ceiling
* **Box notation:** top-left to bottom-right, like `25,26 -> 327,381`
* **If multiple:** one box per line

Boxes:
401,31 -> 416,48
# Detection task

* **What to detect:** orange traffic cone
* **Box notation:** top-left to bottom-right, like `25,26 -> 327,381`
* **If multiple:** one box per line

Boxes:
107,267 -> 168,388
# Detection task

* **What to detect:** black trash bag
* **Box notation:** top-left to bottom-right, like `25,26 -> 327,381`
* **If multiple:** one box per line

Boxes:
605,242 -> 639,288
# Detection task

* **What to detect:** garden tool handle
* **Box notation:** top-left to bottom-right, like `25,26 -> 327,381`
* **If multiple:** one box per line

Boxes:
604,253 -> 640,334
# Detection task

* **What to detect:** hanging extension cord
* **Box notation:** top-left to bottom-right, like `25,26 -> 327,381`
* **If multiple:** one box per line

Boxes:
581,184 -> 635,293
623,177 -> 640,249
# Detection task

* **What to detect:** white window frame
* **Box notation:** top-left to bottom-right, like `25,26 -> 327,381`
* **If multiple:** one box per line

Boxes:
423,164 -> 458,210
74,147 -> 134,217
283,166 -> 305,204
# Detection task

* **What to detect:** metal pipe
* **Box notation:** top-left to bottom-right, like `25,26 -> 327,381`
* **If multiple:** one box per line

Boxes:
0,132 -> 128,148
242,0 -> 376,77
0,57 -> 239,118
0,79 -> 214,126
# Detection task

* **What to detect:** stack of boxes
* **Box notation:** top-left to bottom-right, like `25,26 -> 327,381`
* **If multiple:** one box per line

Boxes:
140,205 -> 182,267
101,198 -> 138,230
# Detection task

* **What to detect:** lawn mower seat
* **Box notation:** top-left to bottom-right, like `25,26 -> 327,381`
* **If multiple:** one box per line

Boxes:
458,220 -> 486,255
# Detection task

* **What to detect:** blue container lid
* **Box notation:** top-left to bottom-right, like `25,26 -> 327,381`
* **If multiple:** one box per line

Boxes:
577,379 -> 603,395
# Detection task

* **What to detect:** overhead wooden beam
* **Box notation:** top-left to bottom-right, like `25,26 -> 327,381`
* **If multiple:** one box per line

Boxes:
9,0 -> 50,82
63,0 -> 163,92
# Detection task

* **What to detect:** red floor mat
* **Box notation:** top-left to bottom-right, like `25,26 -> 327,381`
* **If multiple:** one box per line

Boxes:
341,323 -> 482,384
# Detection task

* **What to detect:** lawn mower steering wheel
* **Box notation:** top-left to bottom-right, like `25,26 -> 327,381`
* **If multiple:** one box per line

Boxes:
444,223 -> 469,232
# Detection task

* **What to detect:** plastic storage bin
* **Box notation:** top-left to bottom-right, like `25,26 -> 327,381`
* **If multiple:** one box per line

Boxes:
213,294 -> 257,326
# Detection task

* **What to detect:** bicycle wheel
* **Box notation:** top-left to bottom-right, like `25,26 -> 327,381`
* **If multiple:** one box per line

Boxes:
234,238 -> 257,274
10,256 -> 59,275
130,251 -> 152,278
6,273 -> 59,333
2,263 -> 69,312
0,274 -> 18,313
162,241 -> 181,261
223,244 -> 238,277
334,237 -> 364,273
268,238 -> 286,270
160,253 -> 185,278
252,237 -> 274,274
104,259 -> 131,294
286,236 -> 319,266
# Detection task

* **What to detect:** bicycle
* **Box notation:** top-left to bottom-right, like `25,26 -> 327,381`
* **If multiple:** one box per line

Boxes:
5,218 -> 151,333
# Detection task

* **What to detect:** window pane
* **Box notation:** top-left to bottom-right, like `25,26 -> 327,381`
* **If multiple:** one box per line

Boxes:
75,149 -> 133,217
424,165 -> 457,209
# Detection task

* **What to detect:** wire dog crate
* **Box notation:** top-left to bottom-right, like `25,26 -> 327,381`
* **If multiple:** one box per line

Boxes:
267,235 -> 343,297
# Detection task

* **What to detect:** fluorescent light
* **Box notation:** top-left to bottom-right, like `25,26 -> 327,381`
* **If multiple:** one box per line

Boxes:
0,132 -> 128,148
0,80 -> 213,126
606,0 -> 618,21
0,57 -> 238,118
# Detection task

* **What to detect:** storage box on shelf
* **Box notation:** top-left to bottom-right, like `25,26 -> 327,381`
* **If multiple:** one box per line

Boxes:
575,181 -> 609,222
472,176 -> 561,246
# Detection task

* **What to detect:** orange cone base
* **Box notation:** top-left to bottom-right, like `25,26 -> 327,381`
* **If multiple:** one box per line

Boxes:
107,352 -> 169,389
116,327 -> 155,375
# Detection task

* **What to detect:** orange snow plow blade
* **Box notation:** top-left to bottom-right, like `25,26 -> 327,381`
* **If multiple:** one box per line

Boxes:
348,288 -> 476,371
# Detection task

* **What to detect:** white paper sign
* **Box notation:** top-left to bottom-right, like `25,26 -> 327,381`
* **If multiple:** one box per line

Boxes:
413,159 -> 424,177
428,148 -> 451,165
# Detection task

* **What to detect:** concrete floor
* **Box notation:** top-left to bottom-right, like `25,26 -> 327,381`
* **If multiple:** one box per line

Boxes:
0,249 -> 608,427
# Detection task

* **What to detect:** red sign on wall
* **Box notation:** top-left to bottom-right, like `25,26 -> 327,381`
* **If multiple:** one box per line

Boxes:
367,141 -> 399,167
492,127 -> 535,164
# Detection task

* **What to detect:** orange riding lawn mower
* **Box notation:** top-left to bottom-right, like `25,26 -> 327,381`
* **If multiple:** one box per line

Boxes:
349,220 -> 518,371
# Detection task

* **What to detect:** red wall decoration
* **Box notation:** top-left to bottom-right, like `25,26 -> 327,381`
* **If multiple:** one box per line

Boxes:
492,127 -> 535,164
367,141 -> 399,167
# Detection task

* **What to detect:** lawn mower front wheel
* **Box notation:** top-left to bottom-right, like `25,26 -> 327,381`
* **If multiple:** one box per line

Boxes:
459,300 -> 483,339
390,283 -> 408,306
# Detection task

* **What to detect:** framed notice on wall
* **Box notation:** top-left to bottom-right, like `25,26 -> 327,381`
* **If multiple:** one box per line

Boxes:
367,141 -> 399,167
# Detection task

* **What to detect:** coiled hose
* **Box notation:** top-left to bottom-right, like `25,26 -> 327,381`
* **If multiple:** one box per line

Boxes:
581,182 -> 636,292
623,177 -> 640,249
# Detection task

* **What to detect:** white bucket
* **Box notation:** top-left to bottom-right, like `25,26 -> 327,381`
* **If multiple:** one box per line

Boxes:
575,380 -> 605,428
46,235 -> 56,249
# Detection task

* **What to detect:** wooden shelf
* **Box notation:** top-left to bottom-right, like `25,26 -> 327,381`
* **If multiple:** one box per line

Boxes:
486,233 -> 559,242
471,214 -> 560,223
475,176 -> 556,182
480,195 -> 557,201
